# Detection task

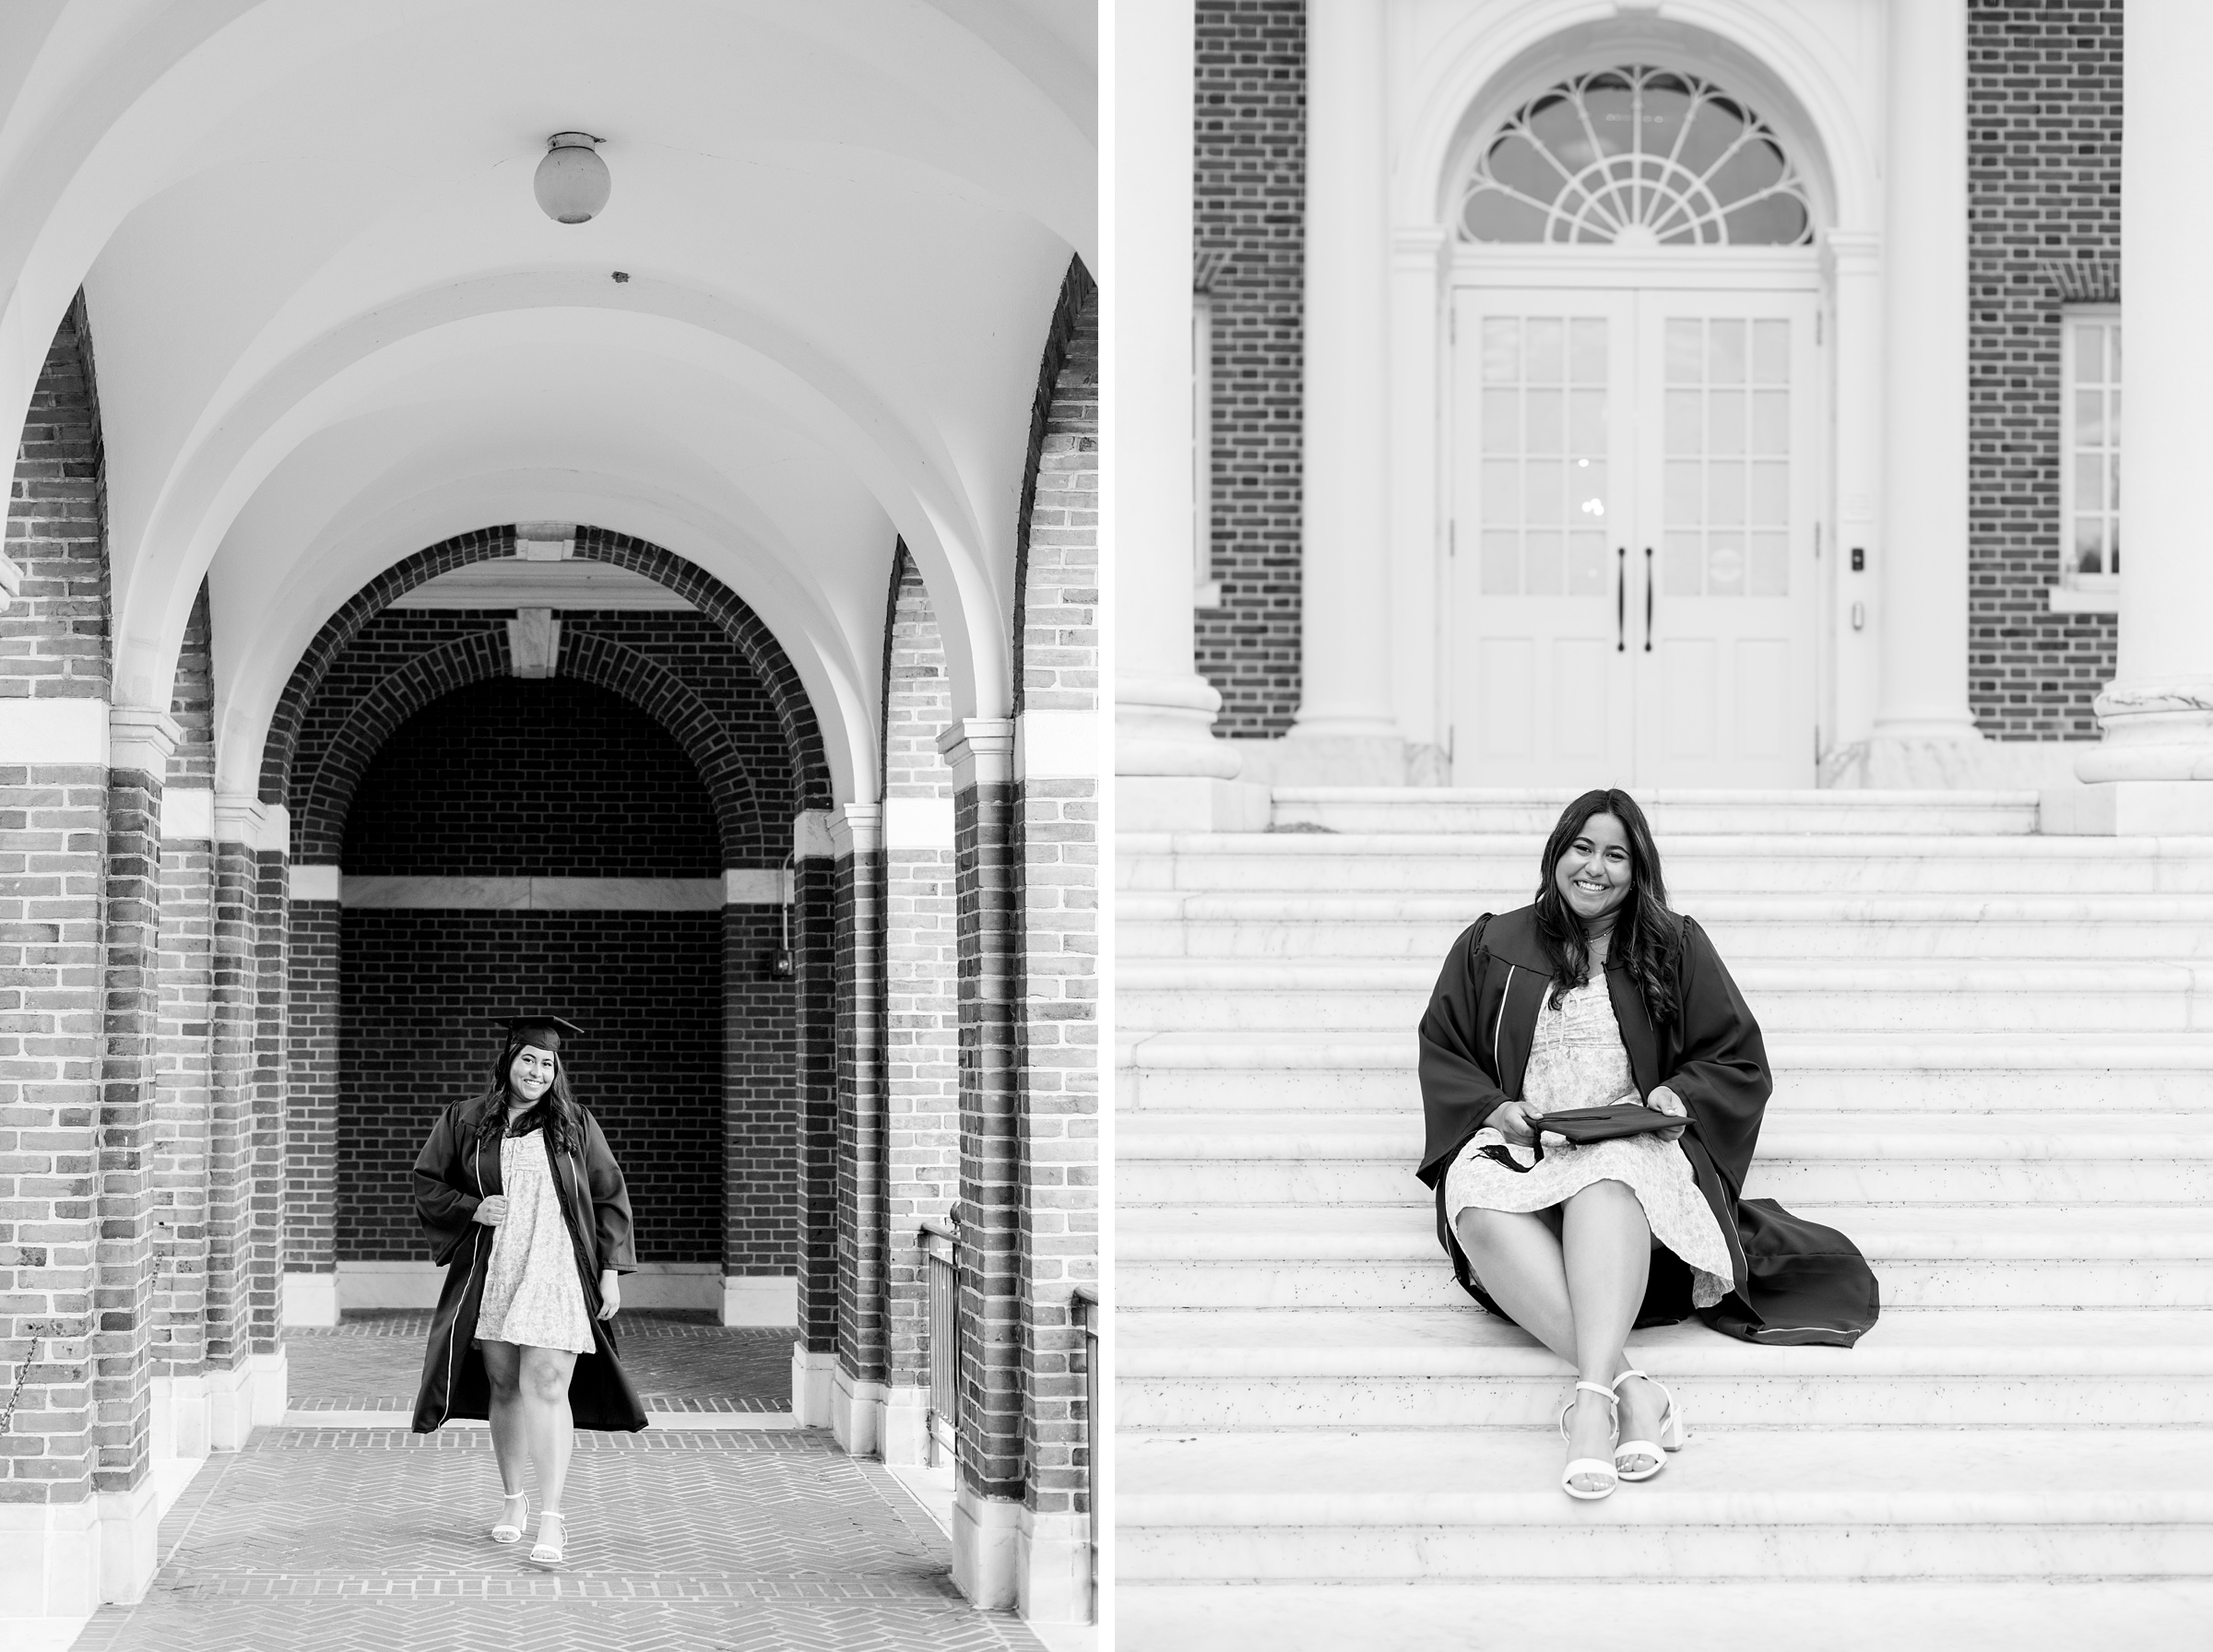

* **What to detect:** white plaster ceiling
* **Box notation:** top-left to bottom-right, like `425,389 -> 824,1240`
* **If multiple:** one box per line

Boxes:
0,0 -> 1095,801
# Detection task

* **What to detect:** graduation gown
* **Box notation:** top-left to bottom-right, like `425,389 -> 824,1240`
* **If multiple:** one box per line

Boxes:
410,1096 -> 649,1432
1416,905 -> 1880,1347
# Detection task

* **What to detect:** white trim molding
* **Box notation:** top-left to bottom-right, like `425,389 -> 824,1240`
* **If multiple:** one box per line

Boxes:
0,696 -> 109,765
792,809 -> 836,861
1013,708 -> 1099,780
882,796 -> 955,849
160,785 -> 216,843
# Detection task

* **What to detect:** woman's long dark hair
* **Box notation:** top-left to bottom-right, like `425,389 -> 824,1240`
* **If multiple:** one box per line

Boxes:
1533,787 -> 1684,1028
474,1039 -> 583,1156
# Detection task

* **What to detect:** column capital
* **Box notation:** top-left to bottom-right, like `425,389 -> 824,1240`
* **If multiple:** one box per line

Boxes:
792,808 -> 836,861
936,718 -> 1014,791
214,795 -> 291,856
829,803 -> 883,857
107,707 -> 179,777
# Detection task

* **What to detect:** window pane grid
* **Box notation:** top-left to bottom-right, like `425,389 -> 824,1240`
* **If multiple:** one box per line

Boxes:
2064,312 -> 2121,583
1660,317 -> 1789,596
1477,315 -> 1609,596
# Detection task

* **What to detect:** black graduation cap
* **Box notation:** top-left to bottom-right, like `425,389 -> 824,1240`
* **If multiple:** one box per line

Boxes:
503,1014 -> 583,1053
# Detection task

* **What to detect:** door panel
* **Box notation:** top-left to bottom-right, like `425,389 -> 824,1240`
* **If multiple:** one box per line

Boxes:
1450,285 -> 1817,787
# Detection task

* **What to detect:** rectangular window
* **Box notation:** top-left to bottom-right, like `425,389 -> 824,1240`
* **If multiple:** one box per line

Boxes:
2061,305 -> 2121,591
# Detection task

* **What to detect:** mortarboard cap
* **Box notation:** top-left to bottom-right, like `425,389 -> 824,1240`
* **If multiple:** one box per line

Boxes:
503,1014 -> 583,1053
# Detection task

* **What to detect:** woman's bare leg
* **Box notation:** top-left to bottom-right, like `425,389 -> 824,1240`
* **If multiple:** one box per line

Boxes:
1457,1204 -> 1633,1493
479,1340 -> 527,1505
518,1346 -> 579,1515
1561,1180 -> 1662,1473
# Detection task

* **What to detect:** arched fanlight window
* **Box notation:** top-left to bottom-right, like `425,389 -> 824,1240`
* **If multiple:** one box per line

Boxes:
1458,66 -> 1814,247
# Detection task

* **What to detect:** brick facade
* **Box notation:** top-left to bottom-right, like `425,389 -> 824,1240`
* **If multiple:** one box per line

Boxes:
1195,0 -> 1306,739
1012,283 -> 1099,1531
1967,0 -> 2123,738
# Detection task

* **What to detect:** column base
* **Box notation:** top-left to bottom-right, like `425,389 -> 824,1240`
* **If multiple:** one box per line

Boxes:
880,1383 -> 931,1466
951,1484 -> 1021,1611
94,1476 -> 158,1606
1242,731 -> 1408,787
0,1493 -> 100,1616
205,1351 -> 289,1450
1015,1506 -> 1095,1624
1118,775 -> 1271,832
831,1365 -> 885,1457
1831,732 -> 1992,789
149,1374 -> 211,1464
2041,780 -> 2213,835
281,1271 -> 338,1327
790,1346 -> 836,1426
719,1275 -> 797,1327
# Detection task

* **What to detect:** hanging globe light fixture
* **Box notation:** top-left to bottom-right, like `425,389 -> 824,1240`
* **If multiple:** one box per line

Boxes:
534,132 -> 609,224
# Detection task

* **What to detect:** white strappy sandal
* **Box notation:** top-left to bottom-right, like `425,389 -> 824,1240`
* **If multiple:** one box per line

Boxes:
491,1489 -> 527,1544
1611,1368 -> 1689,1482
528,1510 -> 566,1567
1558,1380 -> 1621,1501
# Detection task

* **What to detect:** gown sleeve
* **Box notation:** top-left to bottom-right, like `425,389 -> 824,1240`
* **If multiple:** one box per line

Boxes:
583,1111 -> 636,1274
1659,915 -> 1771,1194
412,1103 -> 483,1268
1415,915 -> 1507,1187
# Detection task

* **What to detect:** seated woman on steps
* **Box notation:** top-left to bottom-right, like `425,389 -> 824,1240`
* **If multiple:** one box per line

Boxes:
1415,789 -> 1879,1501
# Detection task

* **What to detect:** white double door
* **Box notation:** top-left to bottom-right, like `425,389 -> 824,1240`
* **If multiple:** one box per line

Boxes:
1450,285 -> 1820,788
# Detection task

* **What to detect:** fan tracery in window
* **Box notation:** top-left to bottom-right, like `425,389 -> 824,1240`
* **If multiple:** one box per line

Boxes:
1458,66 -> 1814,247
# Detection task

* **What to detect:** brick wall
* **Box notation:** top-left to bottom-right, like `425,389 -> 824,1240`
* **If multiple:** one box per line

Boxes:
794,856 -> 838,1354
0,299 -> 109,1501
153,840 -> 214,1375
1013,284 -> 1099,1524
833,826 -> 886,1387
1195,0 -> 1306,738
338,676 -> 722,877
881,551 -> 958,1403
1967,0 -> 2122,738
723,907 -> 798,1277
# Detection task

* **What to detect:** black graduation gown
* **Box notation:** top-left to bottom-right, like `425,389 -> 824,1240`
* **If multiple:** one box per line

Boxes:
409,1096 -> 649,1432
1415,904 -> 1880,1347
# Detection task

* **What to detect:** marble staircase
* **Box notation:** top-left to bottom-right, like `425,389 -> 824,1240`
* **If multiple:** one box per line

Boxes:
1116,789 -> 2213,1644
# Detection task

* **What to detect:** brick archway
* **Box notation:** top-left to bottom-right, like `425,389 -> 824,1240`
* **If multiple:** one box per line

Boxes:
261,525 -> 833,818
294,628 -> 771,865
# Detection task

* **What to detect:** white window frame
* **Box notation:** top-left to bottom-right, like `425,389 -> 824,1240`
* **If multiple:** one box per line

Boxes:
1192,289 -> 1221,609
2053,302 -> 2121,611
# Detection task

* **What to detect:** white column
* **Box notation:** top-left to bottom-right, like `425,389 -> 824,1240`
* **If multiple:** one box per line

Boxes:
1869,0 -> 1982,763
1282,0 -> 1404,784
2066,0 -> 2213,829
1111,0 -> 1265,830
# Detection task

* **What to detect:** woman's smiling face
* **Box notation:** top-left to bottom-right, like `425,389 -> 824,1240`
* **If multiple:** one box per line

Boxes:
1554,810 -> 1634,926
509,1044 -> 558,1102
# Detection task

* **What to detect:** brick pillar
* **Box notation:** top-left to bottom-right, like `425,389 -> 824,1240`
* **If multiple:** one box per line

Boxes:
830,804 -> 884,1456
1011,279 -> 1101,1623
880,553 -> 959,1466
152,786 -> 215,1461
88,711 -> 180,1602
720,888 -> 798,1327
207,799 -> 286,1444
788,810 -> 838,1423
250,838 -> 290,1374
939,717 -> 1020,1607
282,866 -> 339,1326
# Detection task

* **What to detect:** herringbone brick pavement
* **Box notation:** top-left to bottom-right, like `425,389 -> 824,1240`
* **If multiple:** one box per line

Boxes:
70,1426 -> 1048,1649
286,1312 -> 790,1413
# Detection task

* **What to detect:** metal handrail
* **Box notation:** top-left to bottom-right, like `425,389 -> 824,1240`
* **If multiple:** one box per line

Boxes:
921,1218 -> 959,1469
1072,1284 -> 1100,1619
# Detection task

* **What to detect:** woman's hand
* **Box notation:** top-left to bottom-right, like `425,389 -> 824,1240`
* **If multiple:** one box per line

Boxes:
1645,1084 -> 1689,1142
472,1196 -> 508,1227
1488,1101 -> 1536,1146
597,1270 -> 621,1320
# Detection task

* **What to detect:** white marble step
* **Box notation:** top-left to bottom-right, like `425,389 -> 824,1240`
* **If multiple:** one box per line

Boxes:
1116,1112 -> 2213,1205
1118,1203 -> 2213,1311
1118,892 -> 2213,960
1118,832 -> 2213,895
1117,1308 -> 2213,1431
1120,1032 -> 2213,1112
1268,787 -> 2043,837
1118,1579 -> 2213,1652
1116,1426 -> 2213,1582
1118,960 -> 2213,1034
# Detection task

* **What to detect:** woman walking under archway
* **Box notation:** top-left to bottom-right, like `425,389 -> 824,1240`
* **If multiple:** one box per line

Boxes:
411,1015 -> 646,1565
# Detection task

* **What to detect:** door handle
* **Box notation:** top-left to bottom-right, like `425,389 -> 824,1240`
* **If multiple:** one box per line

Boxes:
1615,547 -> 1626,653
1643,546 -> 1653,653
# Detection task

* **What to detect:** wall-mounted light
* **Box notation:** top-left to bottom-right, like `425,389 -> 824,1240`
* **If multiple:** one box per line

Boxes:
534,132 -> 609,224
